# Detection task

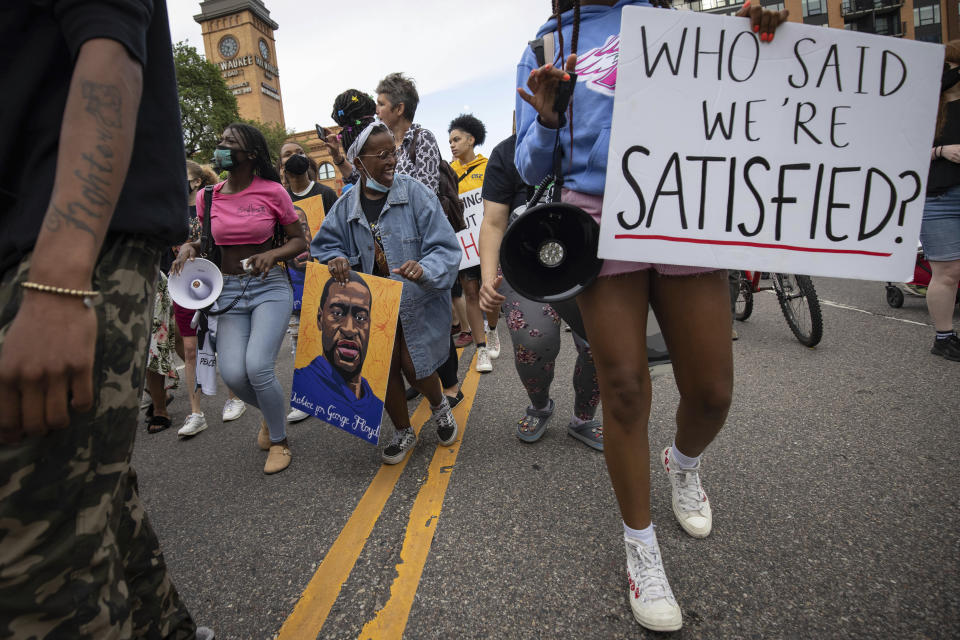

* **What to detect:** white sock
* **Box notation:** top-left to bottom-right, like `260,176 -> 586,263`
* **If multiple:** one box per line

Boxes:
623,521 -> 657,547
671,442 -> 701,469
570,415 -> 587,427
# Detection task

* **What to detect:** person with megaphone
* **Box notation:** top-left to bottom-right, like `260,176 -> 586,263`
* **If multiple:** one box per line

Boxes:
514,0 -> 787,632
172,123 -> 308,475
311,121 -> 462,466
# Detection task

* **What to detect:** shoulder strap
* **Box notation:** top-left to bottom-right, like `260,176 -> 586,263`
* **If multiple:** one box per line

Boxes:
543,32 -> 555,67
457,168 -> 472,184
530,33 -> 556,67
201,185 -> 215,257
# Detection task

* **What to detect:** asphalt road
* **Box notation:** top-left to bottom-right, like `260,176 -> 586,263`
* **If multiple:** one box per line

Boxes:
133,276 -> 959,639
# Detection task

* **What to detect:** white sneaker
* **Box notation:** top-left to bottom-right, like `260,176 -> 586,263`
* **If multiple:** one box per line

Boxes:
661,447 -> 712,538
476,346 -> 493,373
177,413 -> 207,438
222,398 -> 246,422
287,408 -> 310,423
485,327 -> 501,359
382,428 -> 417,465
625,535 -> 682,632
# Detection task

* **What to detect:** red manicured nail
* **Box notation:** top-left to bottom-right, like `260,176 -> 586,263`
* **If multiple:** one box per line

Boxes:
743,0 -> 751,6
563,74 -> 570,81
753,24 -> 759,32
769,33 -> 775,42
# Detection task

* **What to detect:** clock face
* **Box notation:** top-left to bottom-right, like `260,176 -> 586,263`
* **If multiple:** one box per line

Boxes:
218,35 -> 239,59
259,39 -> 270,61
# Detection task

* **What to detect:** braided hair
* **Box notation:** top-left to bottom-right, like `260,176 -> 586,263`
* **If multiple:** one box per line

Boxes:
331,89 -> 377,155
225,122 -> 282,183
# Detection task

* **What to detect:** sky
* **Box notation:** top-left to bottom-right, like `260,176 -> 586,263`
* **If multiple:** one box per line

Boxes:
167,1 -> 556,162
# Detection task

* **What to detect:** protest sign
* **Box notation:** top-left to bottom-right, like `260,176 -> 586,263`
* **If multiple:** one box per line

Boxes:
295,193 -> 327,239
599,8 -> 943,281
288,195 -> 325,312
456,187 -> 484,269
291,263 -> 403,445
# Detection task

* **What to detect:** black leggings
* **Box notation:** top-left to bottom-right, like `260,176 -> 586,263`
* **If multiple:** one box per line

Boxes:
436,334 -> 459,389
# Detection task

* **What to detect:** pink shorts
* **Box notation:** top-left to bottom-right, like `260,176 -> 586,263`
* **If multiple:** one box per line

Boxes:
563,189 -> 719,278
173,301 -> 197,338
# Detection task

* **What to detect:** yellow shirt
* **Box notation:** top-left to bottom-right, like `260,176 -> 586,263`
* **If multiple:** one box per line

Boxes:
450,154 -> 488,195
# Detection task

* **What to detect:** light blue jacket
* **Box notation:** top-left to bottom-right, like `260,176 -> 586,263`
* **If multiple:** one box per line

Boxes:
311,174 -> 460,379
515,0 -> 653,195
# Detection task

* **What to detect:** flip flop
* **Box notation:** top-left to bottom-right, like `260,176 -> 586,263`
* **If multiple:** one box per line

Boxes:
516,398 -> 554,443
567,419 -> 603,451
146,415 -> 172,434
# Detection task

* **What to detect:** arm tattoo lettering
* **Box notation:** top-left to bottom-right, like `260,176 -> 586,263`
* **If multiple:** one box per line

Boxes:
42,82 -> 123,242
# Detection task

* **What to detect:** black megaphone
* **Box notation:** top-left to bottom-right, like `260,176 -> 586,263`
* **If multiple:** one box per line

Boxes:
499,201 -> 603,304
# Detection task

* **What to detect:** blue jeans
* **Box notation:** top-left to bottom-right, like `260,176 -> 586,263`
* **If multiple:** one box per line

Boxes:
216,267 -> 292,443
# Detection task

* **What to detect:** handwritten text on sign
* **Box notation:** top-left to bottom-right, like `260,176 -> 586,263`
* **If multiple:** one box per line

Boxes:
599,8 -> 943,281
456,187 -> 484,269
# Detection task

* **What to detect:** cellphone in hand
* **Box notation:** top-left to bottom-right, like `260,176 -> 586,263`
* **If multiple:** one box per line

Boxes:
315,124 -> 330,140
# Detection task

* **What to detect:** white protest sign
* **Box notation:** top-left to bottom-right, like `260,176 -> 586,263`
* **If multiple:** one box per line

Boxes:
599,8 -> 943,281
456,187 -> 485,269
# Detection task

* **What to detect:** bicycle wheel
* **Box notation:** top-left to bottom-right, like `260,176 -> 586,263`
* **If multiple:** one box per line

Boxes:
773,274 -> 823,347
734,271 -> 754,321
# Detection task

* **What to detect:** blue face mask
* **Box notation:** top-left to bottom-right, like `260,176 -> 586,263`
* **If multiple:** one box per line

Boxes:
358,160 -> 390,193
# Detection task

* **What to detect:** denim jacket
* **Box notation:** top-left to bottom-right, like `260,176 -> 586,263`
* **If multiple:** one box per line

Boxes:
311,174 -> 461,379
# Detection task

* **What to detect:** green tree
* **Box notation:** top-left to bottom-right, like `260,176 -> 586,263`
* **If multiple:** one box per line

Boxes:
241,118 -> 294,165
174,41 -> 238,161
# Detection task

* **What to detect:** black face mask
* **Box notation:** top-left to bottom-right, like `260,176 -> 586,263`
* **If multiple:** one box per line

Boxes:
285,154 -> 310,176
942,65 -> 960,93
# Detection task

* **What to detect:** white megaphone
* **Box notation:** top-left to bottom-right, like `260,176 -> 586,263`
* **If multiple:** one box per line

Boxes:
168,258 -> 223,310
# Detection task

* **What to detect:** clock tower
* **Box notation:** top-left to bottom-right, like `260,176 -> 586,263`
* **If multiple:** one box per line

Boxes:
194,0 -> 285,127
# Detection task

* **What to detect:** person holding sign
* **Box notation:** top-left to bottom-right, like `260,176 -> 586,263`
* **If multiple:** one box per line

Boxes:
449,114 -> 502,374
312,122 -> 462,465
922,49 -> 960,362
278,141 -> 337,213
515,0 -> 786,632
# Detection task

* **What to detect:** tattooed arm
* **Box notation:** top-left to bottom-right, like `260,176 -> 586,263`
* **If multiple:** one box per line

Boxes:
0,38 -> 143,442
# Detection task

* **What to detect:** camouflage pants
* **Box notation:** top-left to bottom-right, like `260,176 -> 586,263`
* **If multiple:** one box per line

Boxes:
0,236 -> 197,639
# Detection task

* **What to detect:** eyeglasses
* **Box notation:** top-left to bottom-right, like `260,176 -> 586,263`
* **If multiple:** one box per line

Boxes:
358,148 -> 399,161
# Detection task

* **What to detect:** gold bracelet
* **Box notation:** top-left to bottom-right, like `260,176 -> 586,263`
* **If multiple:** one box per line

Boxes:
21,281 -> 99,308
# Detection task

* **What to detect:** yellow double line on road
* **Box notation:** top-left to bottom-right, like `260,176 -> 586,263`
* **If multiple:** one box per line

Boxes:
277,351 -> 480,639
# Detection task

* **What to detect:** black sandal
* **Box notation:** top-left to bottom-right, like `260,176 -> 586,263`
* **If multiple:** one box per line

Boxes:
145,394 -> 175,420
146,415 -> 172,434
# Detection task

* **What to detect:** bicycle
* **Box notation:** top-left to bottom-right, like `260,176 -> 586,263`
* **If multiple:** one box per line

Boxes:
733,271 -> 824,347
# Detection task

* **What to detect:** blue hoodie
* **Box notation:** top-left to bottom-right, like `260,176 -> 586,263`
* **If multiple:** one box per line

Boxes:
515,0 -> 654,196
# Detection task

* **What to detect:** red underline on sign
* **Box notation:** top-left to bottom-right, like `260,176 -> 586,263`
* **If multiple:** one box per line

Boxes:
613,234 -> 893,257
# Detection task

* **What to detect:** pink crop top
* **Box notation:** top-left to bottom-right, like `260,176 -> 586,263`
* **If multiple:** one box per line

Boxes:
196,176 -> 299,245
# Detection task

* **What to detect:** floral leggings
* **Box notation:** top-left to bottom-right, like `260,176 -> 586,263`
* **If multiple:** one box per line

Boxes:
500,276 -> 600,421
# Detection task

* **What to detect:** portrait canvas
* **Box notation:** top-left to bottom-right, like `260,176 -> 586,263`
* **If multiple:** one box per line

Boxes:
296,193 -> 327,239
291,262 -> 403,445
